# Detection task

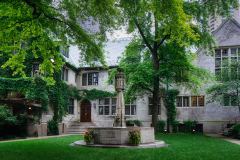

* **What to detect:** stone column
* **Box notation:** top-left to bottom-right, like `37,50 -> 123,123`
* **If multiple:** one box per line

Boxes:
113,69 -> 126,127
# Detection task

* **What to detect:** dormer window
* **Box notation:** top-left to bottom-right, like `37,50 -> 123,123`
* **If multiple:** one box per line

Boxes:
82,72 -> 99,86
60,46 -> 69,58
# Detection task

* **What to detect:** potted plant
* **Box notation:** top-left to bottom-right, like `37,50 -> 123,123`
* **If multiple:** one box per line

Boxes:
128,128 -> 141,146
83,129 -> 94,145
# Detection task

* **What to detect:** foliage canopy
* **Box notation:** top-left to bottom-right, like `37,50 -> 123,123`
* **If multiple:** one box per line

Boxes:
0,0 -> 118,82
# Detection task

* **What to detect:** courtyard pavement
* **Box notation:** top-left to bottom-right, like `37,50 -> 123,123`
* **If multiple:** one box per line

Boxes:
206,134 -> 240,145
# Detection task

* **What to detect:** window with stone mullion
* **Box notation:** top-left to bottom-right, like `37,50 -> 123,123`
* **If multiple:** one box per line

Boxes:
125,101 -> 136,116
99,98 -> 110,115
99,98 -> 117,115
215,47 -> 240,81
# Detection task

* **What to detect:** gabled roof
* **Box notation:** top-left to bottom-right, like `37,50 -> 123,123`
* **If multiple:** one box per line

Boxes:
213,18 -> 240,47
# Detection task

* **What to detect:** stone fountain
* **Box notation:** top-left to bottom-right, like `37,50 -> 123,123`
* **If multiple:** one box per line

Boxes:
73,69 -> 163,147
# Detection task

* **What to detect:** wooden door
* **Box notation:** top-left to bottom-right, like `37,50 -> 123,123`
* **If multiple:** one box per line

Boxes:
80,100 -> 91,122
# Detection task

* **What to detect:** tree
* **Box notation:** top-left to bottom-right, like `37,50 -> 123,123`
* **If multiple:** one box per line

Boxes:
208,61 -> 240,114
118,39 -> 209,131
0,0 -> 118,83
118,0 -> 238,130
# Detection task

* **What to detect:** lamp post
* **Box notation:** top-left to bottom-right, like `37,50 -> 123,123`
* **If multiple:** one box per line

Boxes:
114,69 -> 126,127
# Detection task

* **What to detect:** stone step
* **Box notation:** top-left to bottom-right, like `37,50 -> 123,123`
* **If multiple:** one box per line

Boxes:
71,122 -> 95,125
67,121 -> 95,134
69,126 -> 95,130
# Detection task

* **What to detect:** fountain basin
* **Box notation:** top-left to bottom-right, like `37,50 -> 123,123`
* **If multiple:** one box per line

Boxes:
88,127 -> 155,145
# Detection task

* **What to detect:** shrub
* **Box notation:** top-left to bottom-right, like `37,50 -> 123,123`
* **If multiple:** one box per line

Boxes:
157,120 -> 166,133
232,124 -> 240,139
183,120 -> 197,133
47,119 -> 59,135
84,129 -> 94,143
133,120 -> 142,127
126,120 -> 142,127
0,105 -> 17,126
129,128 -> 141,146
0,105 -> 18,138
126,120 -> 135,126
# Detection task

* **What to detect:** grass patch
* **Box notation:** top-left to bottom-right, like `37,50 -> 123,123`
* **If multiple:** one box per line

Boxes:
0,134 -> 239,160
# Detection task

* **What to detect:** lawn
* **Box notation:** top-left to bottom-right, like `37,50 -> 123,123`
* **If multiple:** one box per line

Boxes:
0,134 -> 239,160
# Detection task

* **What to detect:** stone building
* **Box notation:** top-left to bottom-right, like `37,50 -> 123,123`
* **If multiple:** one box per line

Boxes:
38,10 -> 240,135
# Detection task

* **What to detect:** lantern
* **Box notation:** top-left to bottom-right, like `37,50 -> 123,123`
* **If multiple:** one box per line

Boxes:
115,69 -> 125,91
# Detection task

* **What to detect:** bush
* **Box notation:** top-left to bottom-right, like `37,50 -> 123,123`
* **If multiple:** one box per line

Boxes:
133,120 -> 142,127
129,128 -> 141,146
232,124 -> 240,139
0,105 -> 17,126
157,120 -> 166,133
183,120 -> 197,133
126,120 -> 135,126
0,105 -> 18,138
47,119 -> 59,135
84,129 -> 94,144
126,120 -> 142,127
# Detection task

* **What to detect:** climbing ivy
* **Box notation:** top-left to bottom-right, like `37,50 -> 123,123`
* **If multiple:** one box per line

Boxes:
0,77 -> 49,110
164,89 -> 179,133
0,75 -> 80,120
80,89 -> 116,101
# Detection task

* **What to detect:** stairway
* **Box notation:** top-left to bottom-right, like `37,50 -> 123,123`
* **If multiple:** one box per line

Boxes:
67,122 -> 96,135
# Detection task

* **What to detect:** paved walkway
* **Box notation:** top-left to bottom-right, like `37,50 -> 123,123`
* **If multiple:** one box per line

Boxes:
223,137 -> 240,145
0,134 -> 75,143
206,134 -> 240,145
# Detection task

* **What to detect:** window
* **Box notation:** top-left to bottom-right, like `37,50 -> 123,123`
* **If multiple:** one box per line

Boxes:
177,96 -> 190,107
125,101 -> 136,115
82,73 -> 87,86
183,96 -> 189,107
32,63 -> 39,77
231,48 -> 237,56
215,49 -> 221,57
60,46 -> 69,58
98,98 -> 136,116
108,72 -> 114,85
222,49 -> 228,56
191,96 -> 198,107
148,97 -> 161,115
198,96 -> 205,106
215,48 -> 239,80
177,96 -> 205,107
98,98 -> 110,115
82,72 -> 99,86
61,68 -> 68,81
68,99 -> 74,114
176,97 -> 182,107
224,95 -> 237,106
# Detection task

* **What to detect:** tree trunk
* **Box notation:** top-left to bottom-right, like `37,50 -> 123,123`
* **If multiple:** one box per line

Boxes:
151,49 -> 160,133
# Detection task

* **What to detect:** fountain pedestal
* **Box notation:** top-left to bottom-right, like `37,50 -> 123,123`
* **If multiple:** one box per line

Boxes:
86,69 -> 156,146
91,127 -> 155,145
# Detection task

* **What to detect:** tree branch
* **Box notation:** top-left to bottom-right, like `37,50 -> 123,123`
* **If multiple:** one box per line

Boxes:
133,18 -> 154,53
156,34 -> 170,49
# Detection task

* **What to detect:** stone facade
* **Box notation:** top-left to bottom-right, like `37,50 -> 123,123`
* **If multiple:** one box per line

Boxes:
39,18 -> 240,134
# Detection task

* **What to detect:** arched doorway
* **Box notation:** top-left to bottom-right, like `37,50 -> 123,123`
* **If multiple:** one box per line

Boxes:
80,99 -> 91,122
